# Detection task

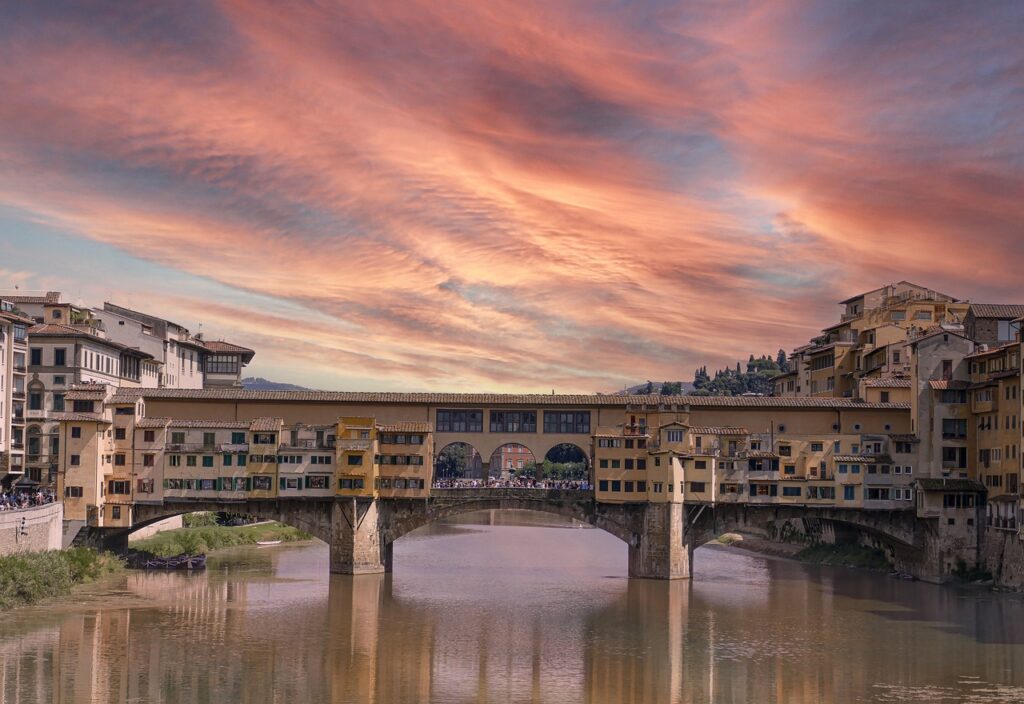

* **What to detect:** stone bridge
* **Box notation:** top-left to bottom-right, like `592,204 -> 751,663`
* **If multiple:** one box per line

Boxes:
103,490 -> 951,581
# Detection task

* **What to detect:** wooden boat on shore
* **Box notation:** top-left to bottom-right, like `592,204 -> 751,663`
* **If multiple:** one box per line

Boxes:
143,553 -> 207,570
256,540 -> 282,546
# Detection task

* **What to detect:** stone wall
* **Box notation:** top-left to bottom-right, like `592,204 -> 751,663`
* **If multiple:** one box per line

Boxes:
0,503 -> 63,556
981,528 -> 1024,589
127,515 -> 183,542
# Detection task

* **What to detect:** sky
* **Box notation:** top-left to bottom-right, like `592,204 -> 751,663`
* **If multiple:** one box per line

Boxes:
0,1 -> 1022,393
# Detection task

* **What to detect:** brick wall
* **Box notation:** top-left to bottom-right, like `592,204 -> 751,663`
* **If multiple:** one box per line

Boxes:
0,502 -> 63,556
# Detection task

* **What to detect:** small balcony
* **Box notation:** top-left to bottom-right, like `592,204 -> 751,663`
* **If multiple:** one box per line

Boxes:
279,439 -> 333,450
219,443 -> 250,453
336,439 -> 372,451
11,390 -> 25,400
166,443 -> 215,453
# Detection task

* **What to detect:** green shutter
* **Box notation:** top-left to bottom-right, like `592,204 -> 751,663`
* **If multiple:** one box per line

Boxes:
279,477 -> 286,490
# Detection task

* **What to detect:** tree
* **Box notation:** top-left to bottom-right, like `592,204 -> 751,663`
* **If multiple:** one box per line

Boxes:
642,380 -> 654,394
776,349 -> 790,373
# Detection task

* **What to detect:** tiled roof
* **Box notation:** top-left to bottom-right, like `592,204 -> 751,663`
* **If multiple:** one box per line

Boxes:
135,417 -> 171,429
105,388 -> 910,410
689,426 -> 749,435
203,340 -> 256,363
834,455 -> 877,463
168,419 -> 251,429
928,379 -> 970,390
969,303 -> 1024,319
50,412 -> 109,423
744,450 -> 778,459
965,341 -> 1018,359
914,478 -> 985,492
27,324 -> 154,357
249,417 -> 282,432
64,390 -> 107,401
863,377 -> 911,388
0,292 -> 61,305
376,421 -> 431,433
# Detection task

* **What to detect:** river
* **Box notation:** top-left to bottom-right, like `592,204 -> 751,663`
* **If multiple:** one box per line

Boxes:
1,510 -> 1023,703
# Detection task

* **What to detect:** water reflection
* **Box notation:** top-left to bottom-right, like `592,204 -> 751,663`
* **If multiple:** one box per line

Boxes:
1,510 -> 1023,703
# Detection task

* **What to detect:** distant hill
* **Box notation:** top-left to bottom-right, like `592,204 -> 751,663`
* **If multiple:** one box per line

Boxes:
613,381 -> 695,396
241,377 -> 314,391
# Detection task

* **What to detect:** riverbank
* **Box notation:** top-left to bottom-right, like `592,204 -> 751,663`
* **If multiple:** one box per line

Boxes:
715,533 -> 892,571
0,548 -> 123,610
130,522 -> 312,558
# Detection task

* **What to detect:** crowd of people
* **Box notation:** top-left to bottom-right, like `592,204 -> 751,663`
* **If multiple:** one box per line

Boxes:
0,488 -> 56,511
432,478 -> 590,490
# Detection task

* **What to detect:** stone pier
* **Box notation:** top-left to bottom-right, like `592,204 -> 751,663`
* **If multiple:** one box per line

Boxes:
627,502 -> 693,580
330,498 -> 392,574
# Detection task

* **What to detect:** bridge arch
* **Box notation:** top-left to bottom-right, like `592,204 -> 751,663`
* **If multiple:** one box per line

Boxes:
487,443 -> 536,480
435,441 -> 484,480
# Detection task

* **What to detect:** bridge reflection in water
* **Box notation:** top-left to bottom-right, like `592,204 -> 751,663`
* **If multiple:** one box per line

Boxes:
3,513 -> 1024,703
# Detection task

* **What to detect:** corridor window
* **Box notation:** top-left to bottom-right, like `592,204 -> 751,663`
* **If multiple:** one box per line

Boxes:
437,409 -> 484,433
489,411 -> 537,433
543,411 -> 591,434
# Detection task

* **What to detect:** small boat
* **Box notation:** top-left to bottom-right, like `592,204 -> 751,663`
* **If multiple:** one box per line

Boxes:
142,553 -> 207,570
256,540 -> 282,546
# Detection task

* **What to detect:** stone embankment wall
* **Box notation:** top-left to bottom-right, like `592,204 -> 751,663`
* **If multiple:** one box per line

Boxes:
0,503 -> 63,555
127,515 -> 183,542
982,528 -> 1024,589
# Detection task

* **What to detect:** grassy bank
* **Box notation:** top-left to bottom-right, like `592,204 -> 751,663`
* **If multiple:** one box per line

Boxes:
130,522 -> 312,558
0,548 -> 123,611
795,543 -> 892,571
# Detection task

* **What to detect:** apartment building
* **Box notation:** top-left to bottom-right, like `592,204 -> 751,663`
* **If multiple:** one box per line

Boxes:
776,282 -> 968,399
0,300 -> 32,487
963,304 -> 1024,346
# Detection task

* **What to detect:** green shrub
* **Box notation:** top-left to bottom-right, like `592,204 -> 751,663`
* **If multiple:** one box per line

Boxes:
131,522 -> 312,557
182,512 -> 220,528
0,549 -> 122,611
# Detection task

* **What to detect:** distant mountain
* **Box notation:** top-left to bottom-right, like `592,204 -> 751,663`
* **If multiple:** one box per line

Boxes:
241,377 -> 314,391
613,381 -> 695,396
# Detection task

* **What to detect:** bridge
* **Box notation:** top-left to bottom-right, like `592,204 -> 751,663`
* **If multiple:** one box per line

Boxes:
95,489 -> 952,581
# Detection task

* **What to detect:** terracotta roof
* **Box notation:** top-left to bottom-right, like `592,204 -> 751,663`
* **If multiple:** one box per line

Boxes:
104,388 -> 910,410
969,304 -> 1024,319
249,417 -> 282,432
834,455 -> 878,463
203,340 -> 255,363
914,478 -> 985,492
376,421 -> 431,433
168,419 -> 251,429
50,412 -> 109,423
689,427 -> 749,435
929,379 -> 970,390
965,342 -> 1018,359
863,377 -> 911,389
744,450 -> 778,459
0,308 -> 35,325
0,292 -> 61,305
135,417 -> 171,429
64,389 -> 107,401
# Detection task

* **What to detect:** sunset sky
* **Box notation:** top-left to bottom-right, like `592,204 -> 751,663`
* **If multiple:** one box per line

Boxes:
1,1 -> 1021,392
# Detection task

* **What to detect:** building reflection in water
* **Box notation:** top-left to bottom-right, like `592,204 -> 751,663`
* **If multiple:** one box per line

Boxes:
1,513 -> 1024,703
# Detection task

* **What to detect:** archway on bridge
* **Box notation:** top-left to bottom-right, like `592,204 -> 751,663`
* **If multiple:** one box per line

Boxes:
435,442 -> 484,484
487,444 -> 537,482
540,443 -> 590,485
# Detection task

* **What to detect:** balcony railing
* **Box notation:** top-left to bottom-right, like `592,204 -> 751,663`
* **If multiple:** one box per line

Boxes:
166,443 -> 215,453
219,443 -> 250,453
335,439 -> 372,451
280,439 -> 334,450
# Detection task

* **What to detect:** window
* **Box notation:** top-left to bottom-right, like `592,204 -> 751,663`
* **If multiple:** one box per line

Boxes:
54,348 -> 66,366
666,430 -> 683,443
143,454 -> 155,467
599,480 -> 609,492
881,392 -> 890,403
890,311 -> 906,321
114,454 -> 126,466
28,393 -> 42,411
811,442 -> 823,452
624,481 -> 634,492
72,400 -> 94,413
107,480 -> 130,495
636,459 -> 646,470
223,454 -> 233,467
839,464 -> 848,474
599,459 -> 608,469
543,411 -> 591,434
942,419 -> 967,439
69,454 -> 80,466
29,348 -> 42,365
253,433 -> 276,445
690,482 -> 706,493
851,464 -> 861,474
64,486 -> 83,498
611,480 -> 621,492
783,486 -> 801,497
489,411 -> 537,433
252,476 -> 273,491
137,479 -> 155,494
203,432 -> 216,448
71,426 -> 81,439
205,354 -> 241,374
778,445 -> 791,457
436,409 -> 484,432
347,454 -> 363,466
115,428 -> 126,440
694,460 -> 707,469
624,459 -> 634,470
843,486 -> 855,500
186,455 -> 197,467
51,393 -> 65,412
231,432 -> 246,444
171,432 -> 186,445
784,465 -> 795,475
237,455 -> 247,467
143,430 -> 155,443
169,455 -> 181,467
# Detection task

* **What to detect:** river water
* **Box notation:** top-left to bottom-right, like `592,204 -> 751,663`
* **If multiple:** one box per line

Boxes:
1,510 -> 1023,703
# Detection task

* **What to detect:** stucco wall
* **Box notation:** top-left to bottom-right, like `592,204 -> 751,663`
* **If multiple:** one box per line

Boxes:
127,514 -> 183,542
0,502 -> 63,555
